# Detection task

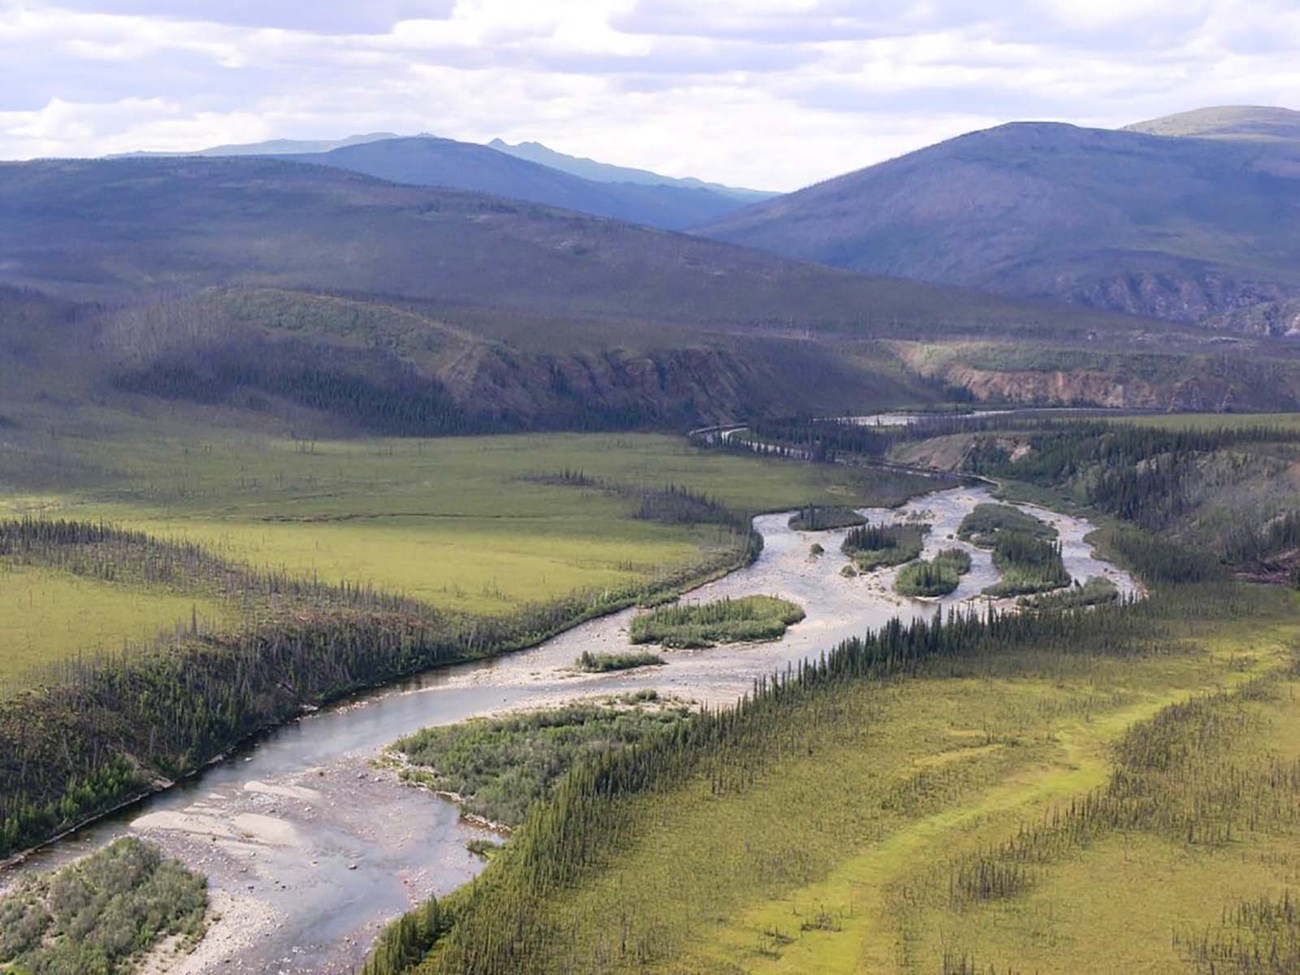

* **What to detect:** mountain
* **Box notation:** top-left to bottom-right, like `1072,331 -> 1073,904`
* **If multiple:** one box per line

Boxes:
1124,106 -> 1300,142
487,139 -> 776,203
113,133 -> 399,158
2,154 -> 1185,435
697,118 -> 1300,332
279,136 -> 750,230
0,155 -> 1134,335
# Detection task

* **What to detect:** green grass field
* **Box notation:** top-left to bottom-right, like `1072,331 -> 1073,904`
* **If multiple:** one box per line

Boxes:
0,564 -> 230,686
427,587 -> 1300,975
3,432 -> 900,612
0,427 -> 916,686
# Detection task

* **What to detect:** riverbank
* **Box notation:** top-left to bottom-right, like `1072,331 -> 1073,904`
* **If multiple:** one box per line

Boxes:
2,486 -> 1137,974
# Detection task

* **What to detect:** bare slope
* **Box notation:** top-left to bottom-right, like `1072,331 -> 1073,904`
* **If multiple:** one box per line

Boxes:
699,120 -> 1300,331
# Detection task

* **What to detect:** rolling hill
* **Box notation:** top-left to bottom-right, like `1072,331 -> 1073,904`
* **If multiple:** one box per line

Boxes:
0,154 -> 1142,335
487,138 -> 775,204
0,154 -> 1117,434
1124,105 -> 1300,143
1,154 -> 1296,438
277,136 -> 750,230
697,117 -> 1300,332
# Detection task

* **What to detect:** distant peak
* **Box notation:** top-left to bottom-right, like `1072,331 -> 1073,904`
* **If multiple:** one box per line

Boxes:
1125,106 -> 1300,141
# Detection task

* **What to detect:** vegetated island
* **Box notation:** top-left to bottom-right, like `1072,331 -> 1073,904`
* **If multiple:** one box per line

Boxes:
629,595 -> 806,649
841,521 -> 928,570
386,692 -> 691,829
894,547 -> 973,597
1019,575 -> 1120,610
0,837 -> 207,975
957,502 -> 1058,546
957,503 -> 1071,597
574,650 -> 666,673
788,505 -> 867,531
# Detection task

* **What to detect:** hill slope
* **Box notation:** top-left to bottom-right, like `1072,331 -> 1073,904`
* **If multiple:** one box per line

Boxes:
281,136 -> 750,230
1125,105 -> 1300,142
4,155 -> 1296,435
0,155 -> 1136,336
487,139 -> 775,203
698,120 -> 1300,331
0,154 -> 1144,434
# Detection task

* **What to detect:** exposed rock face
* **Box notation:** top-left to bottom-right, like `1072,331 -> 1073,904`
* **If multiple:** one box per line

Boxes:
892,343 -> 1300,412
1062,271 -> 1297,328
1205,298 -> 1300,337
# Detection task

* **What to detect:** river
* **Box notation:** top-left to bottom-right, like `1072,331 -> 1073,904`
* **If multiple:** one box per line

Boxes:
0,485 -> 1137,974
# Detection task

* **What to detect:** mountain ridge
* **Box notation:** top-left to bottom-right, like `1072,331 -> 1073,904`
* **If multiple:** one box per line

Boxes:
487,138 -> 775,203
278,135 -> 750,230
696,116 -> 1300,331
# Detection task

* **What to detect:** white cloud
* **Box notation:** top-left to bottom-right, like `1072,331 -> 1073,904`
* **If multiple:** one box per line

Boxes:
0,0 -> 1296,189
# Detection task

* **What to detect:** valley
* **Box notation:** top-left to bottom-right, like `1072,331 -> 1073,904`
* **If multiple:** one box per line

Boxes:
3,472 -> 1136,974
3,59 -> 1300,975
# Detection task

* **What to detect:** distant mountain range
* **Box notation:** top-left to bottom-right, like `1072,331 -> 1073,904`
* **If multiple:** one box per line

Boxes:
487,139 -> 775,203
697,106 -> 1300,334
1124,105 -> 1300,143
3,107 -> 1299,437
1,154 -> 1159,433
103,110 -> 1300,332
113,133 -> 401,157
278,136 -> 753,230
114,133 -> 773,231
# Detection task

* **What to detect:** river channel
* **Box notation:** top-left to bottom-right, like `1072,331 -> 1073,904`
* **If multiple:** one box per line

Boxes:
1,485 -> 1137,974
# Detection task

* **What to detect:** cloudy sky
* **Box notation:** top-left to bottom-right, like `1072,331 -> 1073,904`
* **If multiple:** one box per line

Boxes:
2,0 -> 1297,190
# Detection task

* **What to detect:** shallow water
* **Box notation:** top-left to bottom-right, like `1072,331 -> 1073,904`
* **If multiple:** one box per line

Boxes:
0,486 -> 1136,974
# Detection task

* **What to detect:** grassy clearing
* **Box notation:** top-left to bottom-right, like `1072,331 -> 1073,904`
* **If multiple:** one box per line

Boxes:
3,430 -> 921,615
0,837 -> 206,975
917,669 -> 1300,975
389,694 -> 691,828
0,563 -> 230,687
629,595 -> 806,649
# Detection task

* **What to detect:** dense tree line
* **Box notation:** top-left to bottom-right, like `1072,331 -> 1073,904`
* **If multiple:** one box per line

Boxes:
963,423 -> 1300,530
731,419 -> 892,462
